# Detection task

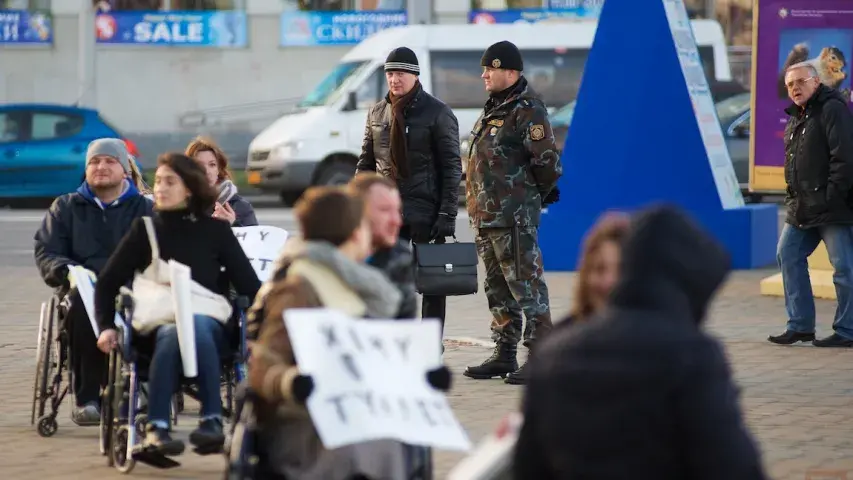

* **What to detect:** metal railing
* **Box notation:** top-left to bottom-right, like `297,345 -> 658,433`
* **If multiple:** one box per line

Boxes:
177,97 -> 303,130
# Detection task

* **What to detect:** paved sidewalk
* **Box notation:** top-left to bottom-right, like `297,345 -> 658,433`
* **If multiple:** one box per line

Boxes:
2,263 -> 853,479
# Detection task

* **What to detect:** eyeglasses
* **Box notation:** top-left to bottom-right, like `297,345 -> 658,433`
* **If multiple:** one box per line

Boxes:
786,77 -> 815,89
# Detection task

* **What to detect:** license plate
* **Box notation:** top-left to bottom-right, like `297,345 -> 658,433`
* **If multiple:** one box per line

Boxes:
247,171 -> 261,185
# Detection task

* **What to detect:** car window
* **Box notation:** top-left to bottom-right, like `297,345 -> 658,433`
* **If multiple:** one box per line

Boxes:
429,46 -> 716,110
353,67 -> 384,110
31,111 -> 85,141
0,111 -> 29,143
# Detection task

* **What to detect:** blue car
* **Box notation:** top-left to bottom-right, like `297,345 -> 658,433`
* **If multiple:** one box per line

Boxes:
0,103 -> 139,199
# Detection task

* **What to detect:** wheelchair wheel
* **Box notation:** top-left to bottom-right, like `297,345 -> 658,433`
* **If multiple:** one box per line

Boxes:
101,350 -> 118,458
134,414 -> 147,438
112,425 -> 136,474
36,414 -> 58,438
32,298 -> 56,431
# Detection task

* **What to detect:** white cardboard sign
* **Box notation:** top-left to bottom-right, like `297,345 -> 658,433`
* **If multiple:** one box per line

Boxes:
68,265 -> 122,338
168,260 -> 197,378
283,308 -> 471,452
232,226 -> 289,282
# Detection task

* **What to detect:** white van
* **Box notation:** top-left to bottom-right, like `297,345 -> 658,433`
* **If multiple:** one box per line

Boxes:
246,21 -> 732,204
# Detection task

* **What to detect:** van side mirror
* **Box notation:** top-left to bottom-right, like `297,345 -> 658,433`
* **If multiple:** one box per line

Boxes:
343,91 -> 357,112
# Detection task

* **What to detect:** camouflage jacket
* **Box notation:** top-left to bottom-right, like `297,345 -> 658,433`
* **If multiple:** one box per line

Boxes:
465,78 -> 562,229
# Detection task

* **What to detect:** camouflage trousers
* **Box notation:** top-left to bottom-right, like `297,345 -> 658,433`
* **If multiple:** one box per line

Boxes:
475,226 -> 552,347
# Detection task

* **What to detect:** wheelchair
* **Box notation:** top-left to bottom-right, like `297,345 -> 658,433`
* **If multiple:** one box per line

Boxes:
31,293 -> 72,437
101,292 -> 250,474
223,388 -> 435,479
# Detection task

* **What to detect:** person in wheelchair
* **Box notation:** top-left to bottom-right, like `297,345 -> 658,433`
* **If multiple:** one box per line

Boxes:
34,138 -> 154,426
94,153 -> 261,457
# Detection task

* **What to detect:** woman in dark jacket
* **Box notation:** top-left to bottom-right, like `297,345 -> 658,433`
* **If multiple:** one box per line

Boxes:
94,153 -> 261,457
186,136 -> 258,227
514,205 -> 767,480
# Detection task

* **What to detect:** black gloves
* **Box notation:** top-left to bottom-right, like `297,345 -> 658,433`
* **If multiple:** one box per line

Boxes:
426,366 -> 453,392
292,374 -> 315,404
543,187 -> 560,206
430,213 -> 455,240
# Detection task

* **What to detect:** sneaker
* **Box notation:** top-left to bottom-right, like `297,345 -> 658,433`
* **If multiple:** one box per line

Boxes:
143,424 -> 185,456
71,402 -> 100,426
189,418 -> 225,452
767,330 -> 815,345
813,333 -> 853,348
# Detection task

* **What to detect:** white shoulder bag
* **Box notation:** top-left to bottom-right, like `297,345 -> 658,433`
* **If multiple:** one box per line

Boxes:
131,217 -> 233,333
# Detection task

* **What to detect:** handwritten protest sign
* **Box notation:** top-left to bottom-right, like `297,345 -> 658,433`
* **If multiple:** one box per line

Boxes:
232,226 -> 289,282
284,308 -> 471,452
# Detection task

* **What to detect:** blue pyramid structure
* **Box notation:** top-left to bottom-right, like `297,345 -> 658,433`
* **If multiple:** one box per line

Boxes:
539,0 -> 778,270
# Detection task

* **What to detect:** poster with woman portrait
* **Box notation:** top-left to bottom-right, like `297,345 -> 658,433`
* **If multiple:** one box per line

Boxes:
750,0 -> 852,192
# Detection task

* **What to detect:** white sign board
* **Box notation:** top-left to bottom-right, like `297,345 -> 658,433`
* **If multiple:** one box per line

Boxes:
232,226 -> 289,282
284,308 -> 471,452
168,260 -> 197,378
68,265 -> 122,338
663,0 -> 745,209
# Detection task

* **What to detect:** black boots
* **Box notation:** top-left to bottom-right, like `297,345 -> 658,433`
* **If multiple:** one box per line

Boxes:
463,343 -> 518,379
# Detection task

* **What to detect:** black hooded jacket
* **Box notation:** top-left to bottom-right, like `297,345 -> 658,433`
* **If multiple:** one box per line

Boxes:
784,84 -> 853,228
514,205 -> 767,480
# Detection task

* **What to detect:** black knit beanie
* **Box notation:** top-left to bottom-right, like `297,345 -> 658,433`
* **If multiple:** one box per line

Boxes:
481,41 -> 524,71
385,47 -> 420,75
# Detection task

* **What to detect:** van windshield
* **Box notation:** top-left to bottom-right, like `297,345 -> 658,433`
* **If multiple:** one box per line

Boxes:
299,61 -> 367,108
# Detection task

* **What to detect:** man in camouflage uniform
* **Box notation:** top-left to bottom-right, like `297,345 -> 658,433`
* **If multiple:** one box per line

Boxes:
463,41 -> 562,385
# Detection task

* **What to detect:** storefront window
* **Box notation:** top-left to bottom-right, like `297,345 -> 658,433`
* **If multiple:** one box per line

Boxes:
2,0 -> 50,10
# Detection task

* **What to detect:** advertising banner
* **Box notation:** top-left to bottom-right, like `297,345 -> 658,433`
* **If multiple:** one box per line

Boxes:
280,10 -> 406,46
469,6 -> 602,24
95,11 -> 247,47
750,0 -> 853,191
0,10 -> 52,44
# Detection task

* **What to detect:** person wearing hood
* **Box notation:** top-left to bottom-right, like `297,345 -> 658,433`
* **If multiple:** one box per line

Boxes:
185,135 -> 258,227
33,138 -> 154,426
770,62 -> 853,348
513,205 -> 767,480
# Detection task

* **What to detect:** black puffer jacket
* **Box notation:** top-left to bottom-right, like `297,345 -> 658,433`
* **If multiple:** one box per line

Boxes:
356,84 -> 462,231
784,84 -> 853,228
34,181 -> 154,289
515,205 -> 766,480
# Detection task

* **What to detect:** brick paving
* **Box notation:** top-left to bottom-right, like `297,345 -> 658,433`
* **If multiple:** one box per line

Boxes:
1,208 -> 853,479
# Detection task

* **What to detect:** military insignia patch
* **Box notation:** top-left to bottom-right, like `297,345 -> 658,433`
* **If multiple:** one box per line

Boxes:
530,124 -> 545,141
491,58 -> 501,68
487,119 -> 504,127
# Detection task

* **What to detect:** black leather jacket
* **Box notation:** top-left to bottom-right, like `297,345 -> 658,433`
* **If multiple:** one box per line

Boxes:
356,85 -> 462,230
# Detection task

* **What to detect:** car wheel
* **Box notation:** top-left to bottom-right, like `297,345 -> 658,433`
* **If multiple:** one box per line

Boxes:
315,160 -> 355,187
279,191 -> 303,207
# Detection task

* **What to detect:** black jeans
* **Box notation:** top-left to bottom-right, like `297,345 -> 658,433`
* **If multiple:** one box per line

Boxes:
399,224 -> 447,339
64,289 -> 108,407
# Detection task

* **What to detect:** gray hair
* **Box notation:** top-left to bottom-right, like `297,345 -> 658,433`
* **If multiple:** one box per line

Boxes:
786,61 -> 819,78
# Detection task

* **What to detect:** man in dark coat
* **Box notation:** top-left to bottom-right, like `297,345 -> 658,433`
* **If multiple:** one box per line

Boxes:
769,62 -> 853,347
514,205 -> 767,480
356,46 -> 463,339
34,138 -> 153,425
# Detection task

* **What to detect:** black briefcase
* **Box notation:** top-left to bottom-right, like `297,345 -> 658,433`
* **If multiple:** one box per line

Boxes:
412,239 -> 478,296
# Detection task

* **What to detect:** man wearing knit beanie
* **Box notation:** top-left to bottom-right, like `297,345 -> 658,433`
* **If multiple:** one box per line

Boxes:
33,138 -> 152,426
463,40 -> 563,386
356,46 -> 463,346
